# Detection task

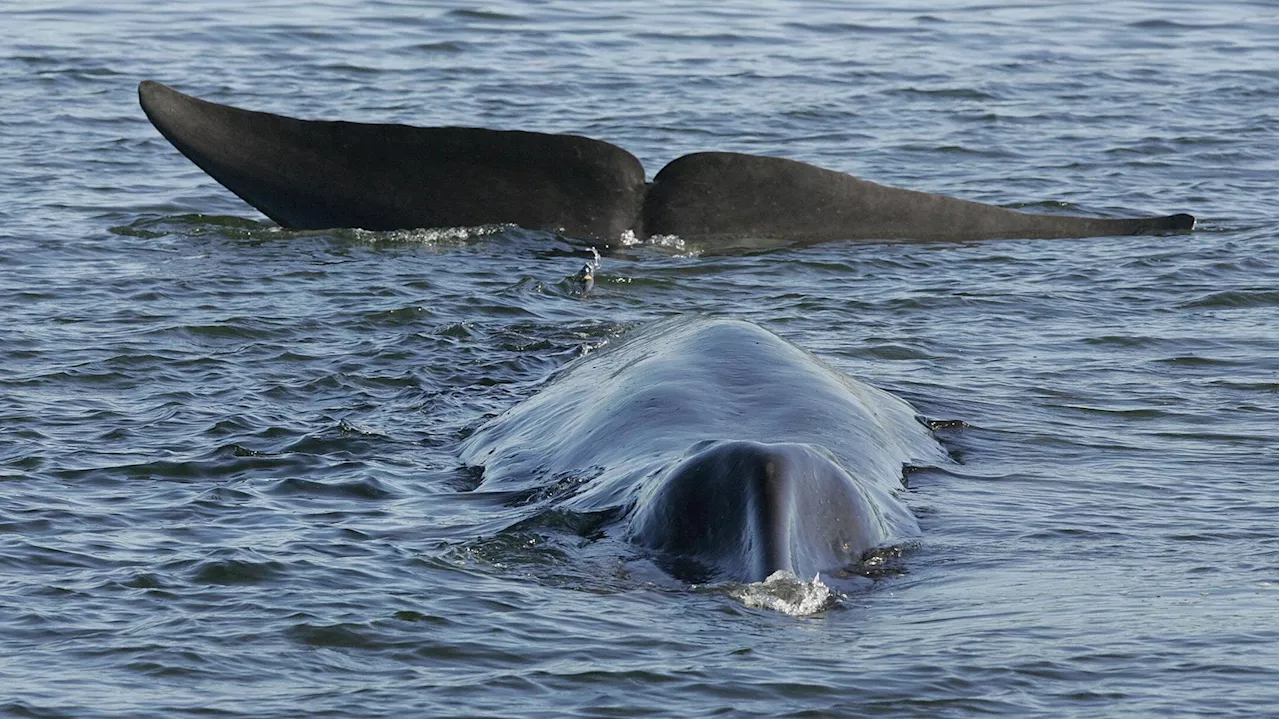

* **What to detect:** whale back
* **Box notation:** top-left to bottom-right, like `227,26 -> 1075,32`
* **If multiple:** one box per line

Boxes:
461,317 -> 938,504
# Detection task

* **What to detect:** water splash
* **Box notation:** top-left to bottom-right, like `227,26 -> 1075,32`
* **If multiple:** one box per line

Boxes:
348,224 -> 512,245
617,230 -> 687,251
728,571 -> 838,616
575,247 -> 602,297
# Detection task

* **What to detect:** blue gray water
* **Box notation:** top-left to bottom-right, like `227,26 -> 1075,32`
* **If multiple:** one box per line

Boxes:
1,1 -> 1276,717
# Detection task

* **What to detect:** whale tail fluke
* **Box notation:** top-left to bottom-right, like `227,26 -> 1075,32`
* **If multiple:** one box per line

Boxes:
139,81 -> 1196,246
1142,212 -> 1197,232
643,151 -> 1197,243
137,80 -> 646,240
1007,210 -> 1196,239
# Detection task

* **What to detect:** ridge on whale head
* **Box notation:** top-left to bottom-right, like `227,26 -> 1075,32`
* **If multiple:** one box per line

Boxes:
460,316 -> 948,585
137,80 -> 1195,247
630,440 -> 893,583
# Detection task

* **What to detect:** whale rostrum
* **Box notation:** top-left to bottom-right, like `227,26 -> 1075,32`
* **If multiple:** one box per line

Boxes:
138,81 -> 1195,246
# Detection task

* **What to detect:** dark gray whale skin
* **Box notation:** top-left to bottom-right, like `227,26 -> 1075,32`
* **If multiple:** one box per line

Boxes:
137,81 -> 645,239
138,81 -> 1194,246
629,440 -> 892,583
644,152 -> 1194,243
460,316 -> 945,584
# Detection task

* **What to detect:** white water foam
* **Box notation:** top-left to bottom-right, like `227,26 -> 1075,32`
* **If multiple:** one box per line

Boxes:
349,223 -> 512,245
618,229 -> 689,251
728,571 -> 838,616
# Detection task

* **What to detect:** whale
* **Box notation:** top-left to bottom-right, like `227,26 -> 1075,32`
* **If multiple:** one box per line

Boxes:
459,316 -> 947,584
138,81 -> 1194,247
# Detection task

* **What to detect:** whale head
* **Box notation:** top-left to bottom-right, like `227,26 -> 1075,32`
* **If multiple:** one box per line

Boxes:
627,440 -> 890,583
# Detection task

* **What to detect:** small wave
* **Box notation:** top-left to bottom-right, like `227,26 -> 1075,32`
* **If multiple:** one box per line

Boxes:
893,143 -> 1018,159
1127,19 -> 1238,30
51,446 -> 297,484
783,21 -> 914,35
190,557 -> 283,585
315,62 -> 380,75
446,9 -> 524,22
449,532 -> 572,571
504,507 -> 618,536
859,342 -> 935,361
266,476 -> 396,500
631,31 -> 772,44
1008,199 -> 1080,212
411,41 -> 468,53
108,213 -> 272,239
360,305 -> 430,325
436,321 -> 475,339
108,217 -> 516,246
894,87 -> 999,101
286,622 -> 382,649
726,571 -> 838,616
1181,289 -> 1278,309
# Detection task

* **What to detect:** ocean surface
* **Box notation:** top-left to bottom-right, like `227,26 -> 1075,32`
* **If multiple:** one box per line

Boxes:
1,1 -> 1276,717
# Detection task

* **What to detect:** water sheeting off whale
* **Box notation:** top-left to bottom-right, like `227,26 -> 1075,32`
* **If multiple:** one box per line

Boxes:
460,316 -> 947,584
138,81 -> 1195,246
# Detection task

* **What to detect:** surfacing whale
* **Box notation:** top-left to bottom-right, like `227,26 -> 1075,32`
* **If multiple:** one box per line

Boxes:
138,81 -> 1194,246
460,316 -> 947,584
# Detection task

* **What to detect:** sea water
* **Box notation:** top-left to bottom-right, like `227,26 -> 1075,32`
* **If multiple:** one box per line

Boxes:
1,1 -> 1276,716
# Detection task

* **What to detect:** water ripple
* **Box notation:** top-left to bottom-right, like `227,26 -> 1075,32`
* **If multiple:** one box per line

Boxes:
0,0 -> 1275,717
